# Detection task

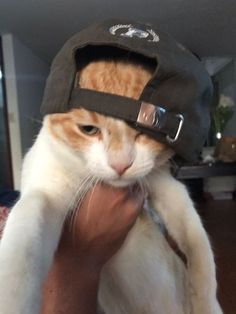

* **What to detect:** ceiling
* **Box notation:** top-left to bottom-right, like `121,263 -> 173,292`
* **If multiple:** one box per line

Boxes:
0,0 -> 236,64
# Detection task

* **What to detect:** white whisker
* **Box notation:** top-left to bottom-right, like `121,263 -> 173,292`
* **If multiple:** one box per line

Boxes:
67,172 -> 95,235
70,174 -> 97,245
128,162 -> 154,178
85,178 -> 100,222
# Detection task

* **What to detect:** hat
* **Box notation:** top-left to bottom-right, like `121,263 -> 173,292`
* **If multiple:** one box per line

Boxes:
41,19 -> 213,161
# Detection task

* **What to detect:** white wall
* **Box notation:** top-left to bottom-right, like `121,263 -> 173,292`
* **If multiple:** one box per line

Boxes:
2,34 -> 49,189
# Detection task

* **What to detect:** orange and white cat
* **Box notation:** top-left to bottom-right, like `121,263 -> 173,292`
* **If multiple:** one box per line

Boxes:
0,60 -> 222,314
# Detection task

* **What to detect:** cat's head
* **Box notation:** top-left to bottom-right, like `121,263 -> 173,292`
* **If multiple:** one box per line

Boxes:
45,60 -> 173,187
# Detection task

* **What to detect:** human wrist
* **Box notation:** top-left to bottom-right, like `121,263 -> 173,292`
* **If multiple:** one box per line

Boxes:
55,244 -> 103,281
41,248 -> 101,314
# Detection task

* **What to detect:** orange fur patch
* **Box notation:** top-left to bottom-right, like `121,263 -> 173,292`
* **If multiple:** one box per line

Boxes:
79,60 -> 152,99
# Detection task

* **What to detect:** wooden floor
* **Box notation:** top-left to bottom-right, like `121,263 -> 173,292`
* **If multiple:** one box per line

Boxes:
197,200 -> 236,314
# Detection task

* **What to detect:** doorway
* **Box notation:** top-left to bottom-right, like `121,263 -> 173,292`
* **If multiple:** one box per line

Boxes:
0,37 -> 13,189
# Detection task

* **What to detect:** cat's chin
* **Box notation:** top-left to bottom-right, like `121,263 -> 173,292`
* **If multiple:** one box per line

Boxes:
106,178 -> 136,188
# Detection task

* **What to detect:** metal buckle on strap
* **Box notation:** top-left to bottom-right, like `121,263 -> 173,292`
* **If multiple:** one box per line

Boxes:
137,102 -> 166,128
137,102 -> 184,143
166,114 -> 184,143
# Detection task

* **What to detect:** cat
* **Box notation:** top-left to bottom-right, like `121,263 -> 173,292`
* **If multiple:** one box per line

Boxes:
0,59 -> 223,314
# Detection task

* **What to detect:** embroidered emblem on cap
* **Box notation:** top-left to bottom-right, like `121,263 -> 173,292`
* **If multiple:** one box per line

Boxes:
109,24 -> 159,42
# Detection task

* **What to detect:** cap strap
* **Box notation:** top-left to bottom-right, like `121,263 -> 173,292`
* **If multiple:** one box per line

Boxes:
70,88 -> 140,121
69,88 -> 183,142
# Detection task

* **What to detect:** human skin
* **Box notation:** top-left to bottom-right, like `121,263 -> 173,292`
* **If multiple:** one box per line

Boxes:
41,183 -> 145,314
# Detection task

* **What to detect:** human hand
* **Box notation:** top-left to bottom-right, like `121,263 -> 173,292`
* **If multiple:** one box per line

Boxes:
41,183 -> 145,314
61,183 -> 145,270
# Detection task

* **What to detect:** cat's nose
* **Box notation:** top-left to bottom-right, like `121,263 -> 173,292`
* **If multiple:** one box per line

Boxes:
110,162 -> 132,176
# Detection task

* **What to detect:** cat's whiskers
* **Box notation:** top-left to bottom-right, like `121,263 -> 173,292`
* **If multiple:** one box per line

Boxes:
66,173 -> 90,211
137,177 -> 147,196
68,172 -> 95,234
70,174 -> 99,245
23,115 -> 43,125
84,178 -> 101,222
127,162 -> 154,178
71,173 -> 94,209
139,175 -> 151,194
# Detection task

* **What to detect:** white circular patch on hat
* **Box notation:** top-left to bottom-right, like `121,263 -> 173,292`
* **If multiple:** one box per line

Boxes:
109,24 -> 159,42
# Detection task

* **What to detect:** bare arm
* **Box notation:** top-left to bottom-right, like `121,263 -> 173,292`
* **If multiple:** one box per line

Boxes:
41,184 -> 144,314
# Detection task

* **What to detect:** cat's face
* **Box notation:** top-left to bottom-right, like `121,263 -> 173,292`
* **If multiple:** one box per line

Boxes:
46,60 -> 173,187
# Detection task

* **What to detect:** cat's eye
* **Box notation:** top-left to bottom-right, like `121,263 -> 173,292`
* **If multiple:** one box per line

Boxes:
78,125 -> 100,136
